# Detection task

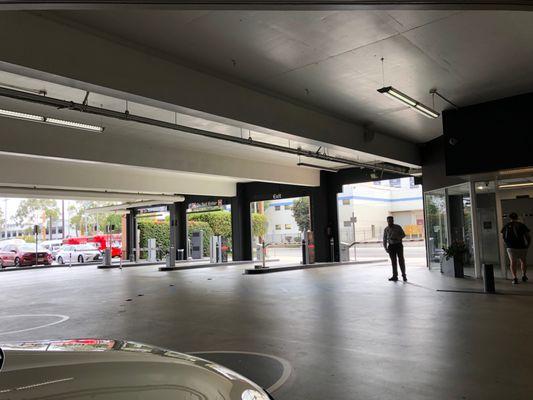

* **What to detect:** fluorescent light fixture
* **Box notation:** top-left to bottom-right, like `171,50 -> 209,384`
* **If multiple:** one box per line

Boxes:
498,182 -> 533,189
0,108 -> 44,122
414,103 -> 440,119
377,86 -> 440,119
297,162 -> 338,173
45,117 -> 104,132
0,107 -> 104,133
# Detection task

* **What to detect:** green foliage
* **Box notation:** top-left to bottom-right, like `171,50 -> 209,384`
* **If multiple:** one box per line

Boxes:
292,197 -> 310,232
21,235 -> 35,243
252,213 -> 268,238
105,214 -> 122,231
188,211 -> 232,238
68,201 -> 123,235
187,220 -> 214,256
442,240 -> 468,261
138,220 -> 170,258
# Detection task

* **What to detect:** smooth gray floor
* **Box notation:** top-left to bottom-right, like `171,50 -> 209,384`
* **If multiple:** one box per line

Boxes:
1,261 -> 533,399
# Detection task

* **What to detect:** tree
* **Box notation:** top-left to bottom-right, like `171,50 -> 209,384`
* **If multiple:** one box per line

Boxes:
252,213 -> 268,238
68,201 -> 122,236
15,199 -> 60,239
292,197 -> 310,233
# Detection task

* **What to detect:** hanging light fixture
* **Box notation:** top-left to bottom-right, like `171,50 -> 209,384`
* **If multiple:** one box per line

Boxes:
377,86 -> 440,119
0,107 -> 104,132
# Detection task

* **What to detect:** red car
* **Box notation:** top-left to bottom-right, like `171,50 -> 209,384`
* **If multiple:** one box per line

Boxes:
0,243 -> 53,267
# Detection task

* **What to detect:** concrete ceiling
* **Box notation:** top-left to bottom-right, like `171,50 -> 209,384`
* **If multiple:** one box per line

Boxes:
48,9 -> 533,143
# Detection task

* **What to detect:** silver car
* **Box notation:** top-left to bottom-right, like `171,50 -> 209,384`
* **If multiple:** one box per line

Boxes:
0,339 -> 273,400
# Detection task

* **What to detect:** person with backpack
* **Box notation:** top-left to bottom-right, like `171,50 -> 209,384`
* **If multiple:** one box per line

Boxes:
501,212 -> 531,284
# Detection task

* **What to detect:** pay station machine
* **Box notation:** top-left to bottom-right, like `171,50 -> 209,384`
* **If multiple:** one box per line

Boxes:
302,230 -> 315,265
191,231 -> 204,260
210,236 -> 228,263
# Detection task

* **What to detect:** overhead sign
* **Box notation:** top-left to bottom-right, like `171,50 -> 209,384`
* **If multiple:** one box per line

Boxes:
188,200 -> 223,210
137,205 -> 169,214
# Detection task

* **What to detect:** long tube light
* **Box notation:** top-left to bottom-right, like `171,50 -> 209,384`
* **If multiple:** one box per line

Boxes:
0,86 -> 415,176
499,182 -> 533,189
0,108 -> 44,122
0,107 -> 104,132
45,117 -> 104,132
377,86 -> 440,119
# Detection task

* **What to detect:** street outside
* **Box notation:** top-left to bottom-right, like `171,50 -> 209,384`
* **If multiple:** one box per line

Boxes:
266,240 -> 427,267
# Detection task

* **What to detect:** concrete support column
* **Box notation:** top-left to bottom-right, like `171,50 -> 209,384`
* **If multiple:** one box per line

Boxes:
231,183 -> 251,261
169,203 -> 178,261
176,201 -> 188,260
126,209 -> 137,262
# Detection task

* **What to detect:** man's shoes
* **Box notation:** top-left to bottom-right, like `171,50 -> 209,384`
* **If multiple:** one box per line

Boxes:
512,278 -> 519,284
402,275 -> 408,282
388,276 -> 398,282
522,275 -> 528,282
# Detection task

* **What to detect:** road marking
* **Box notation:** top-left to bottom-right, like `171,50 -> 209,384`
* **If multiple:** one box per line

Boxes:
190,350 -> 292,393
0,314 -> 69,335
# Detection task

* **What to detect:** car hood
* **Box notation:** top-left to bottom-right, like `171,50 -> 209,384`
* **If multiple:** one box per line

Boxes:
0,339 -> 271,400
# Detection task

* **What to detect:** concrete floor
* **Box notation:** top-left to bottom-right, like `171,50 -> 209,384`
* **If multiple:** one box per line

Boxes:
1,260 -> 533,399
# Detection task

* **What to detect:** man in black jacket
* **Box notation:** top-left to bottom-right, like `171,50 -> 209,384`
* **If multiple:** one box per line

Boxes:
383,216 -> 407,282
501,212 -> 531,284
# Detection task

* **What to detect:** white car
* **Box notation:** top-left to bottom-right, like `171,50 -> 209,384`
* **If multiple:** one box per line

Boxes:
40,239 -> 64,260
56,243 -> 101,264
0,339 -> 273,400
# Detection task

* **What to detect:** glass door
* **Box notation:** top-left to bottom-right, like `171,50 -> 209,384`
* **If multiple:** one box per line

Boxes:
424,189 -> 448,270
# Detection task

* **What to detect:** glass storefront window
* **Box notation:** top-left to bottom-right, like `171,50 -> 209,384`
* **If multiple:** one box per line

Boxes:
424,189 -> 448,270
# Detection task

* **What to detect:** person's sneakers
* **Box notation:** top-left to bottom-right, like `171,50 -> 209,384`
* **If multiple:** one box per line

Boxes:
388,276 -> 398,282
512,278 -> 519,284
522,275 -> 528,282
402,275 -> 408,282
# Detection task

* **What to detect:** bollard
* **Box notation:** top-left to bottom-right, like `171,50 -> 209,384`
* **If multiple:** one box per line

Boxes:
483,264 -> 496,293
301,239 -> 307,265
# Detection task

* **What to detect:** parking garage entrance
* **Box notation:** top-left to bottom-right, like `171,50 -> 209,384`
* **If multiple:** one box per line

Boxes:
250,196 -> 311,265
336,178 -> 426,267
186,199 -> 232,262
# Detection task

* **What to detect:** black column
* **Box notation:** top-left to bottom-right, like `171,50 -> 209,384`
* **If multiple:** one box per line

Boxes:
232,183 -> 251,261
322,170 -> 343,263
169,203 -> 178,259
126,209 -> 137,261
310,185 -> 330,263
176,200 -> 188,259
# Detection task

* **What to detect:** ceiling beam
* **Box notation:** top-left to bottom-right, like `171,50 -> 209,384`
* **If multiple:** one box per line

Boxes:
0,1 -> 531,11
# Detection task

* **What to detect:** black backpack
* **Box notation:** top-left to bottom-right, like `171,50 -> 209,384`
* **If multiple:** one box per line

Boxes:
502,222 -> 525,248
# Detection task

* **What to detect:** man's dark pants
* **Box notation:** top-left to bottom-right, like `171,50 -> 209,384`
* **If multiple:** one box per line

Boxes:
388,243 -> 406,278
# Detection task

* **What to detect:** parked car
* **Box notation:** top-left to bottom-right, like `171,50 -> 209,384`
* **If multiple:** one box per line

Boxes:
56,243 -> 101,264
40,239 -> 64,260
0,339 -> 274,399
0,243 -> 52,267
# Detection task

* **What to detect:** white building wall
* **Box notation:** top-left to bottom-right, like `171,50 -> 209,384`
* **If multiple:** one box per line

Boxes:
258,178 -> 423,245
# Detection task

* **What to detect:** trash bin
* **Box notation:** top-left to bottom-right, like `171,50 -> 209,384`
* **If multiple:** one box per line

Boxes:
483,264 -> 496,293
